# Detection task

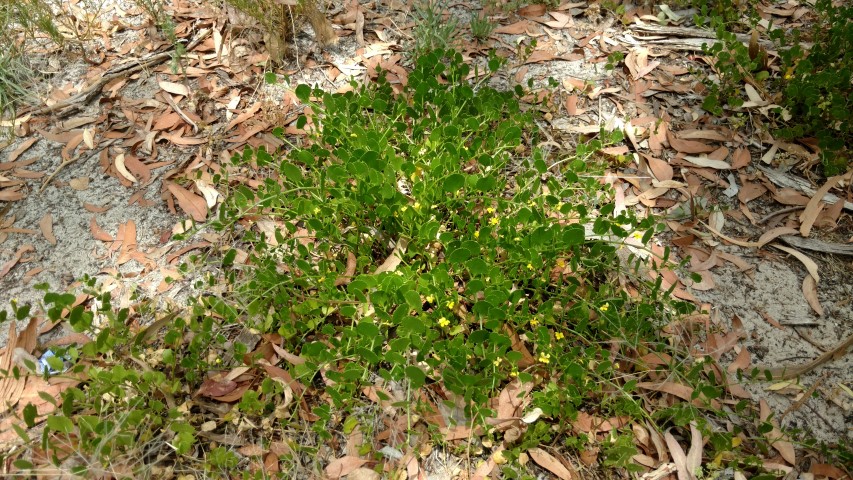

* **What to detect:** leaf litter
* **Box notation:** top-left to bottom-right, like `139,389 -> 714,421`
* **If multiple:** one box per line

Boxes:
0,0 -> 850,477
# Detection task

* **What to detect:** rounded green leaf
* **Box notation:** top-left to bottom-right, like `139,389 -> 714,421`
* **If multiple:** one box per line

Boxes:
295,84 -> 311,102
443,174 -> 465,193
562,224 -> 585,245
405,365 -> 427,389
446,247 -> 473,264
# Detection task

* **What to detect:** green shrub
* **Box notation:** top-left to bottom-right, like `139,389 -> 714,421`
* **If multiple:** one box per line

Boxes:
700,0 -> 851,175
771,0 -> 852,175
208,48 -> 686,442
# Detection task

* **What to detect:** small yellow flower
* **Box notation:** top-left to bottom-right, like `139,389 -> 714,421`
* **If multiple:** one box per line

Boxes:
474,230 -> 480,239
555,332 -> 564,340
426,295 -> 435,303
530,318 -> 539,326
538,352 -> 551,364
446,300 -> 455,310
556,258 -> 566,268
526,263 -> 534,270
401,206 -> 408,212
493,358 -> 502,367
489,217 -> 499,226
313,207 -> 321,214
510,370 -> 518,377
438,317 -> 450,328
486,207 -> 495,214
413,202 -> 421,210
601,303 -> 610,312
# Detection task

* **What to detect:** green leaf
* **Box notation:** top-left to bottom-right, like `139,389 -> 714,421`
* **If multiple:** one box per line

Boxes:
12,459 -> 33,470
446,247 -> 473,264
404,290 -> 423,311
264,72 -> 277,84
22,403 -> 37,428
295,84 -> 311,103
281,163 -> 303,183
443,174 -> 465,193
46,415 -> 75,434
562,224 -> 585,245
405,365 -> 427,389
357,321 -> 380,338
37,391 -> 57,406
466,258 -> 489,276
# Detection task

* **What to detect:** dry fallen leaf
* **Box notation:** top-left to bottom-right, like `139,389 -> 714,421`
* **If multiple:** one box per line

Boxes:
0,244 -> 34,279
802,275 -> 823,316
114,153 -> 138,183
682,155 -> 731,169
528,448 -> 576,480
800,175 -> 842,237
158,80 -> 190,97
39,213 -> 56,245
194,179 -> 220,208
374,238 -> 408,274
760,399 -> 796,464
69,177 -> 90,191
89,217 -> 114,241
324,456 -> 368,479
772,244 -> 819,283
167,182 -> 208,222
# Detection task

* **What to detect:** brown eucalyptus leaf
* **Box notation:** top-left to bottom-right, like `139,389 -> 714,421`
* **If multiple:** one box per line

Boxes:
167,182 -> 208,222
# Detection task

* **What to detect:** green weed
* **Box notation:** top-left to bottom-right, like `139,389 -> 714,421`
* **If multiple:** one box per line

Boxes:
411,0 -> 459,55
470,12 -> 495,42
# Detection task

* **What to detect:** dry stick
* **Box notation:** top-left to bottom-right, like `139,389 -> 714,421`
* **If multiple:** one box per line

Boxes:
39,146 -> 106,193
757,333 -> 853,381
27,29 -> 211,119
779,372 -> 829,422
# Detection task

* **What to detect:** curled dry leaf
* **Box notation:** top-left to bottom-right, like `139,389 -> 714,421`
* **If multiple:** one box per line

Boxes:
802,275 -> 823,316
772,244 -> 819,283
194,178 -> 220,208
114,153 -> 138,183
800,175 -> 842,237
158,80 -> 190,97
0,244 -> 34,279
683,155 -> 731,169
374,238 -> 408,274
334,251 -> 358,286
82,127 -> 95,150
89,217 -> 113,241
83,202 -> 110,213
685,270 -> 715,290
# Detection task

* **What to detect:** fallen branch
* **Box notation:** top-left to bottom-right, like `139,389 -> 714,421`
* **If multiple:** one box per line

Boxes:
757,164 -> 853,213
758,333 -> 853,380
779,234 -> 853,257
27,29 -> 211,119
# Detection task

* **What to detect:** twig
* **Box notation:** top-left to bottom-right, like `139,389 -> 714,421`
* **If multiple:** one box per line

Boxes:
779,372 -> 829,421
39,146 -> 106,193
756,206 -> 804,225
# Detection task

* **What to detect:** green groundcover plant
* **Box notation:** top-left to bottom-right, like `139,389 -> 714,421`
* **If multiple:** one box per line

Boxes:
11,47 -> 836,477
